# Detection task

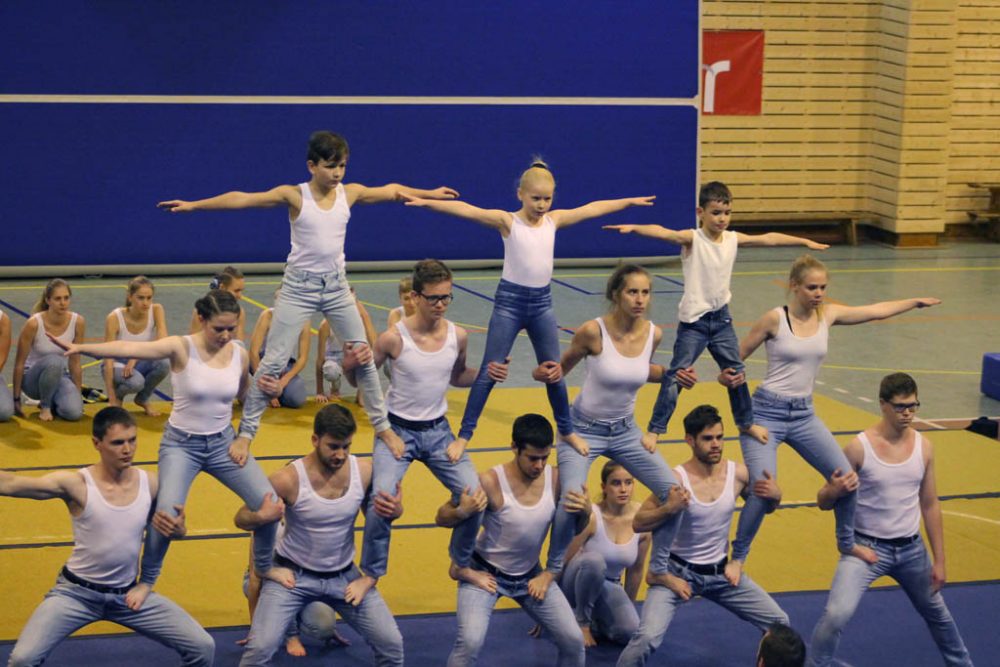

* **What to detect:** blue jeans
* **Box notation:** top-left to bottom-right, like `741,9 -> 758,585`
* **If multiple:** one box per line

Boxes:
616,561 -> 788,667
548,411 -> 678,575
139,424 -> 277,585
8,574 -> 215,667
648,305 -> 751,433
22,356 -> 83,421
113,359 -> 170,404
239,266 -> 388,439
808,536 -> 972,667
361,419 -> 481,578
240,567 -> 403,666
562,552 -> 639,644
733,387 -> 855,561
0,375 -> 13,422
448,562 -> 585,667
459,279 -> 571,440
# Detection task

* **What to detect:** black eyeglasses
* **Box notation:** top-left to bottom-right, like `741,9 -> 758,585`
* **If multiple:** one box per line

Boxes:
419,293 -> 454,305
886,401 -> 920,413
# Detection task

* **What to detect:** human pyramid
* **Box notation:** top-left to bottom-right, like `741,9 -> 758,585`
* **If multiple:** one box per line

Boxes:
0,131 -> 973,667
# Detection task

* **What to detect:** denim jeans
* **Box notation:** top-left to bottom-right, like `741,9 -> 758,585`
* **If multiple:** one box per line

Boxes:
808,536 -> 973,667
648,305 -> 751,433
113,359 -> 170,404
561,551 -> 639,644
616,560 -> 788,667
733,387 -> 855,561
22,356 -> 83,421
240,567 -> 403,667
8,574 -> 215,667
448,562 -> 585,667
139,424 -> 277,585
361,420 -> 481,578
0,375 -> 13,422
548,411 -> 678,575
459,279 -> 571,440
239,266 -> 388,439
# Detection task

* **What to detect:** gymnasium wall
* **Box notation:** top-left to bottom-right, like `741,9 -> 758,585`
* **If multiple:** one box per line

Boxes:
701,0 -> 999,236
0,3 -> 699,270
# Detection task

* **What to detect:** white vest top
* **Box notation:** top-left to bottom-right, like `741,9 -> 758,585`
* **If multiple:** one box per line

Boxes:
476,464 -> 555,576
24,312 -> 78,370
168,336 -> 242,434
277,456 -> 364,572
112,307 -> 156,367
574,318 -> 654,420
286,182 -> 350,274
385,320 -> 457,421
678,228 -> 738,323
672,461 -> 736,565
65,467 -> 151,588
581,503 -> 640,580
761,307 -> 829,398
855,431 -> 925,539
501,214 -> 556,288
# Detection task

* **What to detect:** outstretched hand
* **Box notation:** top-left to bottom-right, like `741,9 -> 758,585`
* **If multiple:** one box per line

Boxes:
46,332 -> 79,356
915,297 -> 942,308
603,224 -> 639,234
628,196 -> 656,207
157,200 -> 195,213
428,187 -> 460,200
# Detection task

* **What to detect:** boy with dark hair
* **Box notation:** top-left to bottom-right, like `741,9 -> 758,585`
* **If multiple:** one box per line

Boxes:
757,624 -> 806,667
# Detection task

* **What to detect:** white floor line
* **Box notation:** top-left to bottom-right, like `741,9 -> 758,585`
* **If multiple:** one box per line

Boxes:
915,417 -> 948,430
834,387 -> 850,394
858,396 -> 873,403
943,510 -> 1000,528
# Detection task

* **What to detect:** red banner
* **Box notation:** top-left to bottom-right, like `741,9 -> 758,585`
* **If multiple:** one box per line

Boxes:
702,30 -> 764,115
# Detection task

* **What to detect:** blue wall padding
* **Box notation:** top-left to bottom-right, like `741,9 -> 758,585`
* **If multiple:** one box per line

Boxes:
0,2 -> 698,98
2,103 -> 696,266
983,353 -> 1000,401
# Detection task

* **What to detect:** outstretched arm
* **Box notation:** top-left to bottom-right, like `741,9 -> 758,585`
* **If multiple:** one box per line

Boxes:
603,224 -> 693,246
735,231 -> 828,250
347,183 -> 459,206
549,196 -> 655,229
826,298 -> 941,326
49,335 -> 185,364
157,185 -> 300,213
0,469 -> 80,502
402,195 -> 511,232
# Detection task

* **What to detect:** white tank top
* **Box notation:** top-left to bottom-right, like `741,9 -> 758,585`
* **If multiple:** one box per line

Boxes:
855,431 -> 925,539
476,464 -> 555,576
24,312 -> 78,370
286,182 -> 350,274
671,461 -> 736,564
761,307 -> 829,398
581,503 -> 640,580
501,214 -> 555,288
112,307 -> 156,367
65,467 -> 151,588
277,456 -> 364,572
385,320 -> 457,421
678,228 -> 738,323
574,318 -> 654,420
168,336 -> 243,434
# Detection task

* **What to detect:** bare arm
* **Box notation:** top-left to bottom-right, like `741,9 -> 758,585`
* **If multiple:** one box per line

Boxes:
740,309 -> 779,361
0,469 -> 81,502
817,439 -> 863,510
158,185 -> 300,213
355,298 -> 378,347
315,322 -> 329,396
735,231 -> 828,250
562,514 -> 597,566
67,316 -> 86,390
624,533 -> 652,600
52,336 -> 186,364
919,439 -> 947,591
280,324 -> 312,384
632,488 -> 689,533
0,313 -> 11,375
437,471 -> 495,527
549,196 -> 655,229
233,467 -> 293,531
11,319 -> 37,404
102,312 -> 120,403
347,183 -> 459,206
826,298 -> 941,326
403,196 -> 512,232
532,321 -> 597,385
247,310 -> 271,374
152,303 -> 169,339
236,347 -> 250,405
603,224 -> 693,246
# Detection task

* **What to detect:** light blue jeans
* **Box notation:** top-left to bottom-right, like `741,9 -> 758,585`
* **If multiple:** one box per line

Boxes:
139,424 -> 277,585
459,279 -> 571,440
240,567 -> 403,667
238,266 -> 388,439
808,535 -> 973,666
113,359 -> 170,404
648,305 -> 752,433
361,419 -> 481,578
22,356 -> 83,421
616,560 -> 788,667
0,375 -> 13,422
733,387 -> 855,561
548,411 -> 678,575
8,574 -> 214,667
448,562 -> 585,667
561,551 -> 639,644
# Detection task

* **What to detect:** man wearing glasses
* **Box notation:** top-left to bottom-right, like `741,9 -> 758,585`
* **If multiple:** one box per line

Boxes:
345,259 -> 509,602
806,373 -> 973,666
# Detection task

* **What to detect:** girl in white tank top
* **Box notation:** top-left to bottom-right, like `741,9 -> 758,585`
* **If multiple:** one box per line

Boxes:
733,254 -> 941,563
0,309 -> 13,422
404,159 -> 655,457
12,278 -> 85,422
